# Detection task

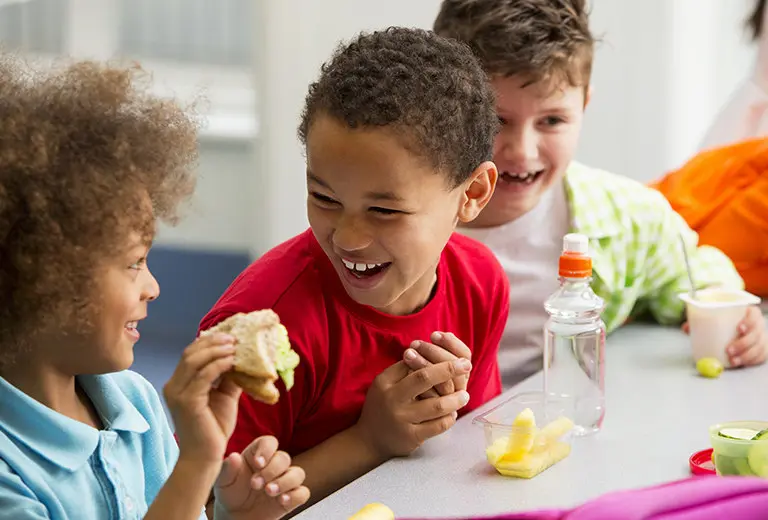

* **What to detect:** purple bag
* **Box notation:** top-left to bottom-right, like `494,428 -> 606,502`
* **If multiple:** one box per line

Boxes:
404,476 -> 768,520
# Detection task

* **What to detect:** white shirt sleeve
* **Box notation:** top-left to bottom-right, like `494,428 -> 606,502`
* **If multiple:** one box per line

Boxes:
699,79 -> 768,151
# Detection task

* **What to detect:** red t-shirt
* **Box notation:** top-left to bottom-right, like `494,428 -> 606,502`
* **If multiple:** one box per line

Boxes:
199,229 -> 509,456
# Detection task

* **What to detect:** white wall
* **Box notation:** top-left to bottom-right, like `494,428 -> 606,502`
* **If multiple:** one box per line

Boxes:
577,0 -> 674,183
157,141 -> 255,251
579,0 -> 756,182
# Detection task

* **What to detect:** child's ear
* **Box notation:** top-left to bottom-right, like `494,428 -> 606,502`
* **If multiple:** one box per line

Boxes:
457,161 -> 497,223
584,85 -> 593,109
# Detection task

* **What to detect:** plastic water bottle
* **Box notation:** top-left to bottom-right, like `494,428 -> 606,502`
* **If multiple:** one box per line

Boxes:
543,233 -> 606,436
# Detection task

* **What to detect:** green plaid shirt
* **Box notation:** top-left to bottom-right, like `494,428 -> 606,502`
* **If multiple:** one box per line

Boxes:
565,161 -> 744,333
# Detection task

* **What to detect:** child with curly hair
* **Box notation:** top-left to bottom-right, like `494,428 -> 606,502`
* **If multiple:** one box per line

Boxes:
200,27 -> 509,506
0,55 -> 308,520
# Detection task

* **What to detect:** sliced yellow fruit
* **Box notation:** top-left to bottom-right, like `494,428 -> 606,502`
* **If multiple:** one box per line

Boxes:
503,407 -> 537,461
485,437 -> 508,466
494,441 -> 572,479
531,416 -> 574,451
348,503 -> 395,520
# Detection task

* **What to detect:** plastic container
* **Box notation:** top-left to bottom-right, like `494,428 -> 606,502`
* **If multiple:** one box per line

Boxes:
709,420 -> 768,478
473,392 -> 575,479
679,288 -> 761,367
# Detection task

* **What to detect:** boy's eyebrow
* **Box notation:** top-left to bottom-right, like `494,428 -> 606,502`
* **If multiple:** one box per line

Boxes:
496,105 -> 573,117
306,172 -> 330,188
307,172 -> 405,202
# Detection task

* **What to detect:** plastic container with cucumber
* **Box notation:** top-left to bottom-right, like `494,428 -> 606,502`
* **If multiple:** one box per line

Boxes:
709,421 -> 768,478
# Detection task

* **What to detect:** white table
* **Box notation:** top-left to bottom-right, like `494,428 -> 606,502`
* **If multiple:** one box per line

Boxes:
295,323 -> 768,518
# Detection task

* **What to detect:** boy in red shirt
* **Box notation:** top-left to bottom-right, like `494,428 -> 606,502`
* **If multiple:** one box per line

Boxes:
200,27 -> 509,504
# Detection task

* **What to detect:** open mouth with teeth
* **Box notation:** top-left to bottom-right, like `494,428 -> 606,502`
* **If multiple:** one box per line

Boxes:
341,258 -> 392,278
499,170 -> 545,184
124,320 -> 141,341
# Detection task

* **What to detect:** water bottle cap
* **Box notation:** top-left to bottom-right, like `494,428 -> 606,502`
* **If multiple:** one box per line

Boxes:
559,233 -> 592,278
563,233 -> 589,254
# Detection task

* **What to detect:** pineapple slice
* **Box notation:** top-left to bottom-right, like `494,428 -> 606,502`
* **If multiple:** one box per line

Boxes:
531,416 -> 574,452
485,437 -> 508,466
348,503 -> 395,520
494,442 -> 572,479
502,407 -> 537,461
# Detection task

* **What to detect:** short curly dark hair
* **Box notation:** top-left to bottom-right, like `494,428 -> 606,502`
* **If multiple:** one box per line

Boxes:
434,0 -> 595,90
297,27 -> 499,187
0,55 -> 198,371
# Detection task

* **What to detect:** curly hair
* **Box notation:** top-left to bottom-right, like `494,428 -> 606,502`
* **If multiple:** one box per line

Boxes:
433,0 -> 595,90
297,27 -> 499,187
0,54 -> 198,371
747,0 -> 766,41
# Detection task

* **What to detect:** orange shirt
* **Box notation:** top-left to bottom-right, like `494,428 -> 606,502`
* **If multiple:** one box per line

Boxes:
651,138 -> 768,295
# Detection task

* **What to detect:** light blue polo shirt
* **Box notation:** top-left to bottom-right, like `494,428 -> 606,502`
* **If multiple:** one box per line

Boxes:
0,371 -> 207,520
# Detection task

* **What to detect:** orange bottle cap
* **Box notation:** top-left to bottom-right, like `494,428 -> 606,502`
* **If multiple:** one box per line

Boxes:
559,233 -> 592,278
559,251 -> 592,278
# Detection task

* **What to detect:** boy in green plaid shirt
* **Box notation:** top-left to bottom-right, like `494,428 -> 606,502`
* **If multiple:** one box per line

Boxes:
423,0 -> 767,386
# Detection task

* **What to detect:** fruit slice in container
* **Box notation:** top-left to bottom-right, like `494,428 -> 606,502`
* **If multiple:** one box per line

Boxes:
718,428 -> 759,440
531,416 -> 574,452
501,407 -> 537,462
494,442 -> 572,479
348,503 -> 394,520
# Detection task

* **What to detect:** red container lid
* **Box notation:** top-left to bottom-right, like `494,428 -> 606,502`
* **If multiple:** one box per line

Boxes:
689,448 -> 717,476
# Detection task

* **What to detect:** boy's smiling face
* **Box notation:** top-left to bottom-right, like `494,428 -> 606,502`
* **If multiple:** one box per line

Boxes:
468,75 -> 588,228
306,114 -> 496,316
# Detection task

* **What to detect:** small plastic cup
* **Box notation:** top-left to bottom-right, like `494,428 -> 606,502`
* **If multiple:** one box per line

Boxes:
709,421 -> 768,478
679,288 -> 761,367
472,392 -> 575,479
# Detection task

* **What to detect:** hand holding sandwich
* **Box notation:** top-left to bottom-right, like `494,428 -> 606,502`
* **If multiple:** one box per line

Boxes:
158,311 -> 307,520
163,331 -> 243,466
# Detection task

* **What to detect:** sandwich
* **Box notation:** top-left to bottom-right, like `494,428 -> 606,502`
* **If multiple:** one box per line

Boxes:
201,309 -> 300,405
